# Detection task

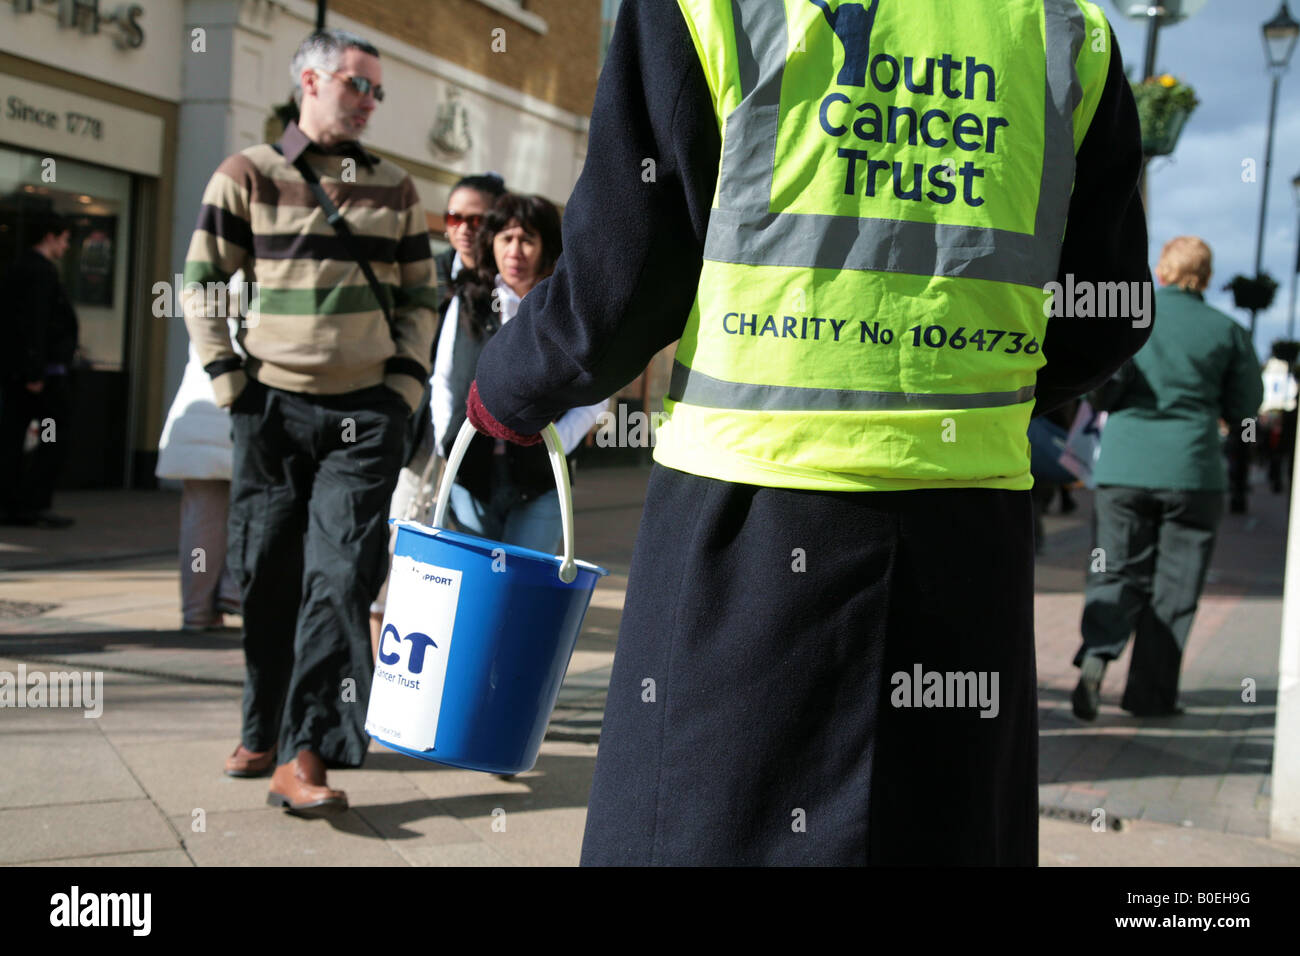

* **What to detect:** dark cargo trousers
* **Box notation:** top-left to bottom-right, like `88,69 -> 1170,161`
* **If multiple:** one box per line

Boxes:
1072,486 -> 1224,714
228,379 -> 406,768
580,465 -> 1039,866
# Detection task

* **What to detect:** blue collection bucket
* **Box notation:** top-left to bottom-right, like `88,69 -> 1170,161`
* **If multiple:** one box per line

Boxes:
365,419 -> 608,774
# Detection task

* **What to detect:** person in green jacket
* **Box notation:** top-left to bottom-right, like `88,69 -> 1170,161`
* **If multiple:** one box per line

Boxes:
1072,236 -> 1263,721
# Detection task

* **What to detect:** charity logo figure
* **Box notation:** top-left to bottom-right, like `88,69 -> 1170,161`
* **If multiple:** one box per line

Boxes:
810,0 -> 881,88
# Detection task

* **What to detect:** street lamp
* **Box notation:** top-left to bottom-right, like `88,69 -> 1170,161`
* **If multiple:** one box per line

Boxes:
1265,2 -> 1300,67
1251,2 -> 1300,341
1289,170 -> 1300,341
1111,1 -> 1209,78
1113,2 -> 1208,202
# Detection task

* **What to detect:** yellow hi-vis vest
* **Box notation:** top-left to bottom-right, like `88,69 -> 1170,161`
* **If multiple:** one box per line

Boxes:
654,0 -> 1112,491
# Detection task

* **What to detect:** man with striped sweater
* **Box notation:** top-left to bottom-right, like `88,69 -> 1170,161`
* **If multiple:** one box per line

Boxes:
181,29 -> 437,814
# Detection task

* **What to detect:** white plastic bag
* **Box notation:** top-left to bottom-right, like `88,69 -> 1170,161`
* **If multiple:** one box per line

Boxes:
1059,400 -> 1108,488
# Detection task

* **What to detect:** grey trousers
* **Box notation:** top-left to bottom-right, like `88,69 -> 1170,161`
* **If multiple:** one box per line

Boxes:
1073,485 -> 1224,713
179,479 -> 241,627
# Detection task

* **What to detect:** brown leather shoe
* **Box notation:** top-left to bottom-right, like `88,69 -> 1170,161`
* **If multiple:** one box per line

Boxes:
224,743 -> 276,778
266,750 -> 348,815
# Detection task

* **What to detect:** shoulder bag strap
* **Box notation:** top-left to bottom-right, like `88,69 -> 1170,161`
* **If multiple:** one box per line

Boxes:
285,149 -> 397,336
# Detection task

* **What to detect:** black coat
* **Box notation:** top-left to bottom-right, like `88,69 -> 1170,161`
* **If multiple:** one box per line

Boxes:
1,249 -> 78,385
465,0 -> 1152,863
433,247 -> 456,315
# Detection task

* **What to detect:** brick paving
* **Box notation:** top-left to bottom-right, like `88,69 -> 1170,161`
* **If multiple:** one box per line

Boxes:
1032,470 -> 1287,838
0,463 -> 1296,863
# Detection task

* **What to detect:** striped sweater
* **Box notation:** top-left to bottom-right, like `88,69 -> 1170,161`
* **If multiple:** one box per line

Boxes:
181,121 -> 438,411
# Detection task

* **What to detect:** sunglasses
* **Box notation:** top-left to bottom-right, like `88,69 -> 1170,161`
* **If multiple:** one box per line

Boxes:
316,69 -> 385,102
444,212 -> 484,230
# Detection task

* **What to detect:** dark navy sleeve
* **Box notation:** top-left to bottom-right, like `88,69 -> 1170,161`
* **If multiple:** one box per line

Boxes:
473,0 -> 721,434
1033,28 -> 1154,418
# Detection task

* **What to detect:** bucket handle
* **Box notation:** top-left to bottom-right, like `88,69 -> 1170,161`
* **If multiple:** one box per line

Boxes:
432,419 -> 578,584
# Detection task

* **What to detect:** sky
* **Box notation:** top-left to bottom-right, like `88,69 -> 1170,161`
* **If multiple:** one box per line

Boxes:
1104,0 -> 1300,356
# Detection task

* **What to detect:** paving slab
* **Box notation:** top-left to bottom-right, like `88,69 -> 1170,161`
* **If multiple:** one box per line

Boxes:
327,760 -> 470,797
0,731 -> 143,810
0,800 -> 178,865
174,807 -> 405,867
382,751 -> 535,801
1040,816 -> 1300,866
1098,796 -> 1145,823
1172,775 -> 1226,805
0,490 -> 180,572
1223,810 -> 1272,838
348,787 -> 484,846
92,683 -> 243,746
113,738 -> 292,816
391,840 -> 510,866
13,849 -> 193,867
447,805 -> 587,867
400,745 -> 596,815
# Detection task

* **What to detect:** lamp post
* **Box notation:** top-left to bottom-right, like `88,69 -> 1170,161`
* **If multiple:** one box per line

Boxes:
1251,3 -> 1300,342
1289,171 -> 1300,341
1112,2 -> 1210,78
1113,2 -> 1208,203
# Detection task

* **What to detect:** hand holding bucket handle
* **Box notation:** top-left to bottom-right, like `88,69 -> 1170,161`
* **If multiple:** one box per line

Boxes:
433,419 -> 579,584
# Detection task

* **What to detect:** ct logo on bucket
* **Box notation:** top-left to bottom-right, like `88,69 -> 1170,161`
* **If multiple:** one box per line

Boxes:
378,624 -> 438,674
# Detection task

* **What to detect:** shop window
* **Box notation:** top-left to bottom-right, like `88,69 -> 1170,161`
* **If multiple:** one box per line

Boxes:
0,147 -> 132,372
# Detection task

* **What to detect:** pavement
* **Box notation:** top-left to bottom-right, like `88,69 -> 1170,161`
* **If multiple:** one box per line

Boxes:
1,463 -> 1298,866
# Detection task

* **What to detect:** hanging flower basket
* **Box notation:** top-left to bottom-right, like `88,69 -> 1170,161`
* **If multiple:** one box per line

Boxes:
1132,75 -> 1198,157
1224,273 -> 1279,312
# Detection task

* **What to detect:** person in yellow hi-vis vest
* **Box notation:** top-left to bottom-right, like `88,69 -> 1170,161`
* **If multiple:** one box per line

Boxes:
466,0 -> 1152,864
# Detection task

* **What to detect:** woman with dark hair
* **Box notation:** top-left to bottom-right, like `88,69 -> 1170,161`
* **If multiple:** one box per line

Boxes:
432,193 -> 606,553
368,172 -> 507,655
434,172 -> 506,304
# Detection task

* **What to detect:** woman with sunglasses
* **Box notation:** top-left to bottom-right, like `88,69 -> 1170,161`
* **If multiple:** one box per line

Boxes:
434,173 -> 507,323
432,193 -> 606,554
368,172 -> 506,658
426,173 -> 506,458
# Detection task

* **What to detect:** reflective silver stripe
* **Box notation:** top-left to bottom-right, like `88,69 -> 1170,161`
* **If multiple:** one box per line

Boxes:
669,361 -> 1036,411
703,0 -> 1085,289
717,0 -> 789,212
705,208 -> 1056,285
1037,0 -> 1085,244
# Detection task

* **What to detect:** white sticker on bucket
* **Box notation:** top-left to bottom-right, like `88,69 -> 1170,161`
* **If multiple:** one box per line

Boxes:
365,555 -> 463,752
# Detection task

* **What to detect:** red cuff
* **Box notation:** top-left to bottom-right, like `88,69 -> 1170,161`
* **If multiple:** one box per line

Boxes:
466,380 -> 544,446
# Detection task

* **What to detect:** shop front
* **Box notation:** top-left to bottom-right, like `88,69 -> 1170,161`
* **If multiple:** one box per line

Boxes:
4,0 -> 588,493
0,2 -> 178,489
